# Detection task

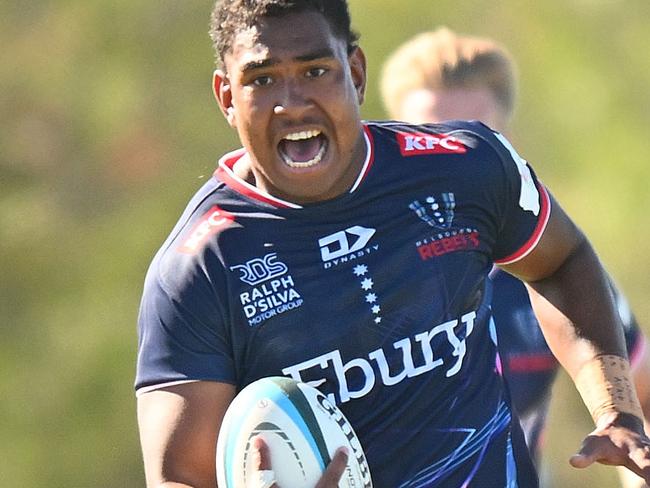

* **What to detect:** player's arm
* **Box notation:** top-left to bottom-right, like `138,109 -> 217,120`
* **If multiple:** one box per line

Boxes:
500,194 -> 650,482
137,381 -> 349,488
137,381 -> 236,488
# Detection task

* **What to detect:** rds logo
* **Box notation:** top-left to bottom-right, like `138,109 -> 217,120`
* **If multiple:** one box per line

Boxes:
318,226 -> 376,264
230,253 -> 288,285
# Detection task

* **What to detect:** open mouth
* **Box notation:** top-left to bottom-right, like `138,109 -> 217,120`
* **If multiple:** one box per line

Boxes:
278,130 -> 328,168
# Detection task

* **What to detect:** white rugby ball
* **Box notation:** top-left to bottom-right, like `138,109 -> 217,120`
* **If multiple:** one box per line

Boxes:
216,376 -> 372,488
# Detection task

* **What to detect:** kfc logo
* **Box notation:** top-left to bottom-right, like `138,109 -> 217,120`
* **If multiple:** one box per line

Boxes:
178,206 -> 235,254
397,132 -> 467,156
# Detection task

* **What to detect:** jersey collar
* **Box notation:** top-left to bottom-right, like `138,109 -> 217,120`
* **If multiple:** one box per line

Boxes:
214,124 -> 374,209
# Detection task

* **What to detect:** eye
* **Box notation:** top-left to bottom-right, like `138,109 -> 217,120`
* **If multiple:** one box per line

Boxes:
252,75 -> 273,87
305,67 -> 327,79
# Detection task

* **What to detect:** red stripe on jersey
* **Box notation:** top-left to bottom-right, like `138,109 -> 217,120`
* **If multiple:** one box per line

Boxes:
494,183 -> 551,266
349,124 -> 375,192
213,149 -> 300,209
507,353 -> 557,373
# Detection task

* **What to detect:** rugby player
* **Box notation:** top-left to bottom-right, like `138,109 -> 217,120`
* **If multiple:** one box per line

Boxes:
135,2 -> 650,486
380,27 -> 650,488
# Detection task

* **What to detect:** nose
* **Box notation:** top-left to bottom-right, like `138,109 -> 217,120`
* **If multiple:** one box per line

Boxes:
273,79 -> 313,117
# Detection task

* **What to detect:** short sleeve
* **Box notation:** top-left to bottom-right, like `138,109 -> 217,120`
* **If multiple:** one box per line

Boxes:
484,130 -> 552,265
135,251 -> 235,394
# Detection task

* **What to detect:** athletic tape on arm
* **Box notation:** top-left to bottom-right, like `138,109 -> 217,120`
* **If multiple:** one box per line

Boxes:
574,354 -> 644,423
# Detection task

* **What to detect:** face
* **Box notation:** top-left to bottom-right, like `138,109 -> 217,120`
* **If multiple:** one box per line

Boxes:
397,86 -> 508,133
214,11 -> 367,204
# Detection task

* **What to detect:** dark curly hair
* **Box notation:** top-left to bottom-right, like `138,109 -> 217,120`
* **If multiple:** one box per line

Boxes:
209,0 -> 359,67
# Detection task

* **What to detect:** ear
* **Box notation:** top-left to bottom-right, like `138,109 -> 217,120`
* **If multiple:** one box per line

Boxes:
348,46 -> 367,105
212,69 -> 237,129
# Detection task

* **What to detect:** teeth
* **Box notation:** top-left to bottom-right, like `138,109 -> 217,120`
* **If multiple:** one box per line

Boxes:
283,130 -> 321,141
281,140 -> 327,168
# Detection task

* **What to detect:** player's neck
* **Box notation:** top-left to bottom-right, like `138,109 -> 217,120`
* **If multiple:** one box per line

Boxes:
232,153 -> 255,185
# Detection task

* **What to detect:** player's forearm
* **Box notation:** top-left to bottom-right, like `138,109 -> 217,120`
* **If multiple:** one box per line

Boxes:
524,239 -> 647,428
525,238 -> 628,377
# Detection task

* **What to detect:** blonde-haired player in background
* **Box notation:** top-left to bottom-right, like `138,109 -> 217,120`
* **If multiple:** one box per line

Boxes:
380,27 -> 650,488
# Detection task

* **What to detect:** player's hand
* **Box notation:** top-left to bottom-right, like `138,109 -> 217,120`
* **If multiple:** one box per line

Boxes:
251,435 -> 348,488
570,412 -> 650,483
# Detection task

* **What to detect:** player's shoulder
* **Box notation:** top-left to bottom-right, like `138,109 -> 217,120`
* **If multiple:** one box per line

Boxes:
365,119 -> 517,164
144,177 -> 233,299
366,118 -> 498,140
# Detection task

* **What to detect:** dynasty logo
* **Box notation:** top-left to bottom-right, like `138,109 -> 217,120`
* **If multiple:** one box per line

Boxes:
318,226 -> 378,269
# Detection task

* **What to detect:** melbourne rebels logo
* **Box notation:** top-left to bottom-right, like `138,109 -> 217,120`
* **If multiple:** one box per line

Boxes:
409,193 -> 456,230
409,194 -> 480,261
230,253 -> 303,326
318,226 -> 378,269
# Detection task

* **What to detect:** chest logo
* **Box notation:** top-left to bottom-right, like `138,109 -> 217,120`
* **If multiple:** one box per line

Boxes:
178,206 -> 235,254
409,194 -> 480,260
230,252 -> 288,286
318,226 -> 377,265
409,193 -> 456,230
397,132 -> 467,157
230,253 -> 303,327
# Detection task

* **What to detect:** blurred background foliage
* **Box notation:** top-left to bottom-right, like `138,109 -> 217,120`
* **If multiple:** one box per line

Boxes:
1,0 -> 649,486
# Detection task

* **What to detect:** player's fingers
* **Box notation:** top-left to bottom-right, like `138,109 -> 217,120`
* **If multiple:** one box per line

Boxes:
569,452 -> 596,469
315,447 -> 349,488
569,435 -> 611,469
252,435 -> 272,470
250,436 -> 278,488
624,443 -> 650,482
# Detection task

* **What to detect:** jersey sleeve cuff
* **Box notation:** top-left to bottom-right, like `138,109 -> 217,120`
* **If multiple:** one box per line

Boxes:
135,379 -> 200,397
494,183 -> 551,266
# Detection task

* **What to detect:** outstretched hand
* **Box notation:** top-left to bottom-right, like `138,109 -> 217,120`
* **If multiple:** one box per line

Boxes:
251,435 -> 349,488
570,412 -> 650,484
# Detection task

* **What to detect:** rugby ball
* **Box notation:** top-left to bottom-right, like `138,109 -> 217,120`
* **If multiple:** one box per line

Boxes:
216,376 -> 372,488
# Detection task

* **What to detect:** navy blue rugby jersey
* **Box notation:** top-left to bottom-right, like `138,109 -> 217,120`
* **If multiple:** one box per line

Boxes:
491,268 -> 646,462
136,120 -> 551,487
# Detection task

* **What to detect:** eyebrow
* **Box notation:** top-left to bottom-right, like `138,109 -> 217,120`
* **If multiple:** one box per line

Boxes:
295,47 -> 336,63
241,58 -> 276,73
240,47 -> 336,74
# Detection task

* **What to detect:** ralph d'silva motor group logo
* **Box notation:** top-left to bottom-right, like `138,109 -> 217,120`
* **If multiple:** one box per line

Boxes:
230,253 -> 303,326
